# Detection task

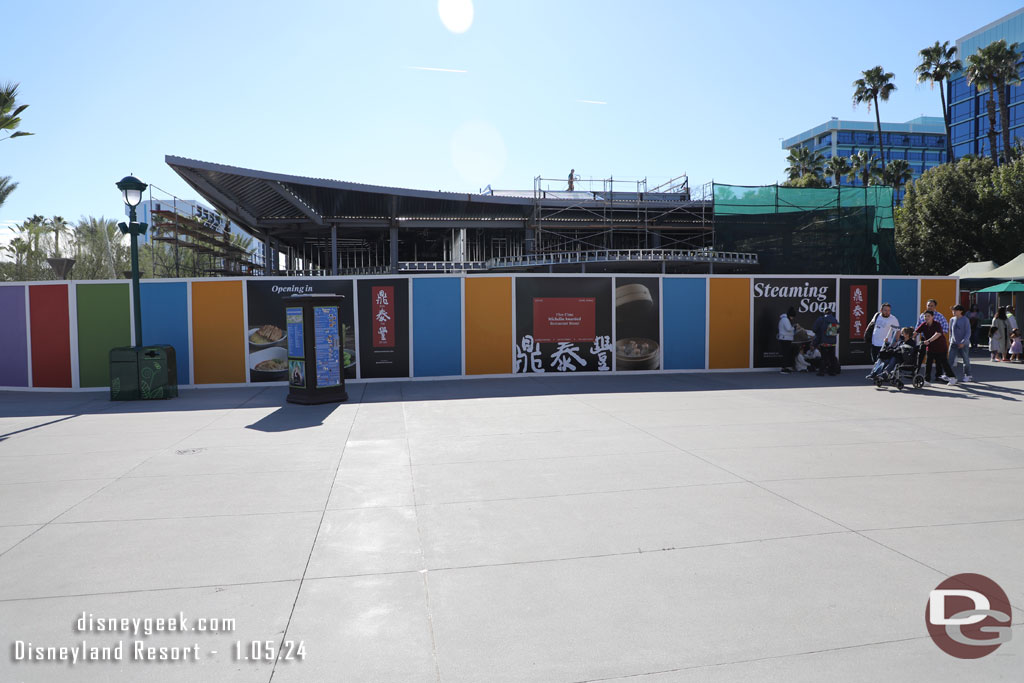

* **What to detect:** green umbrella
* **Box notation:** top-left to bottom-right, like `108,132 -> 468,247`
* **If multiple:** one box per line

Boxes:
973,280 -> 1024,293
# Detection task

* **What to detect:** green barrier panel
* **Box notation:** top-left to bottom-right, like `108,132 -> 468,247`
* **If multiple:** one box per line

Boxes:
77,283 -> 131,387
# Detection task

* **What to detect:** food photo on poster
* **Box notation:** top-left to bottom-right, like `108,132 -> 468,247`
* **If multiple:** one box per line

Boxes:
357,279 -> 410,378
752,278 -> 837,368
839,278 -> 879,366
245,280 -> 355,381
614,277 -> 661,371
514,277 -> 612,373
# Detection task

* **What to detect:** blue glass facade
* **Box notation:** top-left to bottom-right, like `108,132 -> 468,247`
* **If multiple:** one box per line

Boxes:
948,8 -> 1024,160
782,117 -> 947,202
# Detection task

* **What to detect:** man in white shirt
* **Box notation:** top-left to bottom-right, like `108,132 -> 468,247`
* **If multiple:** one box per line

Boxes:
869,303 -> 900,362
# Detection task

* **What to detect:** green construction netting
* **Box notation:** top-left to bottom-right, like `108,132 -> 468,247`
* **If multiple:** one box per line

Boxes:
713,184 -> 900,274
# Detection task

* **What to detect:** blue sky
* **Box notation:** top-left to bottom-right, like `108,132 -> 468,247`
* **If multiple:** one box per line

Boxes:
3,0 -> 1023,230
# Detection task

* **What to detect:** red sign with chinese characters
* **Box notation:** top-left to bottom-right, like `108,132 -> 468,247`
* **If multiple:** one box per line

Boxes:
849,285 -> 868,340
533,297 -> 595,342
372,286 -> 395,348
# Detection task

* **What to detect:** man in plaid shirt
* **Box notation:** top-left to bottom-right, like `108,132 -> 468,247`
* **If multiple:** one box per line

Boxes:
917,299 -> 949,334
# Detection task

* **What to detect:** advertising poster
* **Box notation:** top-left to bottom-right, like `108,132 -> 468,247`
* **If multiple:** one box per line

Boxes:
313,305 -> 341,387
839,278 -> 879,366
357,279 -> 410,378
614,277 -> 661,371
752,278 -> 836,368
514,277 -> 612,373
245,279 -> 355,382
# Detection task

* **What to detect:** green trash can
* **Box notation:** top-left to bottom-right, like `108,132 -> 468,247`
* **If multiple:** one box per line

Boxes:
109,347 -> 141,401
109,345 -> 178,400
138,345 -> 178,399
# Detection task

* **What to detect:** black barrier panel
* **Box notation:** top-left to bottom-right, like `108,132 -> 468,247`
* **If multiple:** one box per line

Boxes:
839,278 -> 880,366
246,279 -> 355,382
752,278 -> 836,368
614,277 -> 661,371
514,277 -> 613,373
357,279 -> 410,379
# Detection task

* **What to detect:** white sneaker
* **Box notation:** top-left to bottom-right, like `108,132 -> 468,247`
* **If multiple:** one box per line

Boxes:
963,375 -> 973,382
939,374 -> 950,382
947,377 -> 957,386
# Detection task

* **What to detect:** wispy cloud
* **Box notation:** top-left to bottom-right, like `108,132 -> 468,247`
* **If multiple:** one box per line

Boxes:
407,66 -> 468,73
578,99 -> 607,105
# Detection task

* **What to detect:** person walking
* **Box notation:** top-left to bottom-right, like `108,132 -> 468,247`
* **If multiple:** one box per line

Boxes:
947,304 -> 973,382
915,310 -> 955,384
777,307 -> 796,373
812,308 -> 841,376
866,303 -> 900,361
989,306 -> 1011,361
917,299 -> 949,334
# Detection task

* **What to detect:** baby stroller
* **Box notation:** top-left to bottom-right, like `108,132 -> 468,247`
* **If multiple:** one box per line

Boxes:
874,336 -> 926,390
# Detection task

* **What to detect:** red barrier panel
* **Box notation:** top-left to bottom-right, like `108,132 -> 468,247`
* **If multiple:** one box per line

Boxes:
29,284 -> 72,387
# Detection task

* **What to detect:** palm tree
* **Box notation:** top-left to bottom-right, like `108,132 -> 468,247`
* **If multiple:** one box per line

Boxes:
966,44 -> 1002,164
784,146 -> 825,180
991,40 -> 1022,161
4,237 -> 31,278
852,66 -> 897,167
824,156 -> 851,186
0,82 -> 32,142
849,151 -> 881,186
47,216 -> 73,258
916,41 -> 962,163
0,176 -> 16,212
881,159 -> 913,188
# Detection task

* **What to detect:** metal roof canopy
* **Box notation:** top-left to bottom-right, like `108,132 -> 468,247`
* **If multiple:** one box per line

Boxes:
165,156 -> 710,242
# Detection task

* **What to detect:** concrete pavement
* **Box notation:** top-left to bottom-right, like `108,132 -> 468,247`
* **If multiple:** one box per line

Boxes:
0,361 -> 1022,682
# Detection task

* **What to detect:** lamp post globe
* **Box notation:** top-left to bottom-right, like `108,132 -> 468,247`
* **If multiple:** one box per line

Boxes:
117,174 -> 148,349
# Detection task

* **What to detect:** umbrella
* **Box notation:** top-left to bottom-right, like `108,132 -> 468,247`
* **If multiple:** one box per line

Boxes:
973,280 -> 1024,293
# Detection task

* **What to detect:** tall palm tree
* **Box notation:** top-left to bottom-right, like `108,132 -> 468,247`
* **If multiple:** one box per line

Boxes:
0,176 -> 16,212
0,82 -> 32,142
47,216 -> 73,258
966,43 -> 1002,164
916,41 -> 962,163
881,159 -> 914,188
824,156 -> 851,187
852,66 -> 897,167
784,146 -> 825,180
849,151 -> 881,186
991,40 -> 1022,161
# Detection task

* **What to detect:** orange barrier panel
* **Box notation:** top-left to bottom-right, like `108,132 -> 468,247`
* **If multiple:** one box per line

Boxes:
191,281 -> 245,384
465,277 -> 512,374
920,279 -> 957,323
709,278 -> 751,369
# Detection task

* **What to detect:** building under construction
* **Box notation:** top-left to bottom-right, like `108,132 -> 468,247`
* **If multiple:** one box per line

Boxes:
166,156 -> 899,276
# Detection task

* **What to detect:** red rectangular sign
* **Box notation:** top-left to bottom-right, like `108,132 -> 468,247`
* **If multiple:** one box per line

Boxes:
849,284 -> 867,340
532,297 -> 595,343
372,285 -> 395,348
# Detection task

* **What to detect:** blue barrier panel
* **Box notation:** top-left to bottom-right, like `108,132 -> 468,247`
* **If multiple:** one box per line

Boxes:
0,285 -> 29,386
413,277 -> 462,377
140,281 -> 191,385
662,278 -> 707,370
881,279 -> 919,333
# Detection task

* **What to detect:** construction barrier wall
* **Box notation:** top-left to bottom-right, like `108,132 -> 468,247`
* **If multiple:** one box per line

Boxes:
0,274 -> 957,389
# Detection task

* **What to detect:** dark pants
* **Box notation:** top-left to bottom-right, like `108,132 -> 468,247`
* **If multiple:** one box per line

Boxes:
871,344 -> 882,362
924,346 -> 954,381
778,339 -> 794,369
817,345 -> 840,375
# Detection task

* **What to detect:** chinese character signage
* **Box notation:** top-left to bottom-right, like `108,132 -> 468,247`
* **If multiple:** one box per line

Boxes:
357,279 -> 410,378
246,279 -> 355,382
752,278 -> 837,368
372,286 -> 395,348
514,277 -> 612,373
839,278 -> 878,366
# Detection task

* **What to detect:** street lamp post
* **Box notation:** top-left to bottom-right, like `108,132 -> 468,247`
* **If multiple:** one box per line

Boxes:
116,175 -> 148,348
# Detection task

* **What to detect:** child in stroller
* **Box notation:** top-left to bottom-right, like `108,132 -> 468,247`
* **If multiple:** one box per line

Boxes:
869,327 -> 925,390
